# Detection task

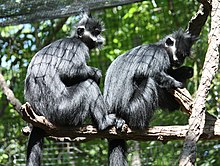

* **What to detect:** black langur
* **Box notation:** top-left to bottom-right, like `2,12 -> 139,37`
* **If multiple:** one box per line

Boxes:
104,29 -> 195,166
25,13 -> 117,166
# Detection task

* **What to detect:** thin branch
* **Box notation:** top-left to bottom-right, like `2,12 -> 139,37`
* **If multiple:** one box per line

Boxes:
0,71 -> 22,114
172,88 -> 193,115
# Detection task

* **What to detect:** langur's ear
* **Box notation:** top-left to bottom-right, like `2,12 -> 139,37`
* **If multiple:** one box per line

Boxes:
77,26 -> 85,38
165,37 -> 175,47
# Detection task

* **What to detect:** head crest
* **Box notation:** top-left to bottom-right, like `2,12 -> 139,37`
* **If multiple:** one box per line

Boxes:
76,12 -> 102,31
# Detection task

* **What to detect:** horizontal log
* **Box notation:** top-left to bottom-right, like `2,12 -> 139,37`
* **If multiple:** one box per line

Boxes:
21,100 -> 220,142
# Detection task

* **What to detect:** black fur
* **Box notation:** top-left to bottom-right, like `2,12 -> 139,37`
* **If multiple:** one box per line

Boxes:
158,66 -> 193,111
104,30 -> 195,166
26,127 -> 44,166
25,14 -> 116,166
108,139 -> 127,166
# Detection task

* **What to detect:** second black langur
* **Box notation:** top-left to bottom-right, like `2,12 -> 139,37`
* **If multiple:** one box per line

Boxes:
25,13 -> 118,166
104,29 -> 195,166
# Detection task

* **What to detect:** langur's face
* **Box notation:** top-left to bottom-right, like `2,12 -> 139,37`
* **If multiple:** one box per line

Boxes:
76,14 -> 105,49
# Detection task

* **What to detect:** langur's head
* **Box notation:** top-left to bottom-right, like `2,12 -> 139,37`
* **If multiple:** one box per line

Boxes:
75,13 -> 105,49
164,29 -> 196,67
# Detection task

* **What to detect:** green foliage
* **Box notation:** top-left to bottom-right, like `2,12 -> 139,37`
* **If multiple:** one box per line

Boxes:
0,0 -> 219,165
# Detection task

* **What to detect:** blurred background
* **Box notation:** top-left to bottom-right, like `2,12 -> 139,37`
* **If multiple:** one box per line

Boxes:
0,0 -> 219,165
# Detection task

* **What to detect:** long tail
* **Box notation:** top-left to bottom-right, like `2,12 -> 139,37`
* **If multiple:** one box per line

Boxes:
26,127 -> 44,166
108,139 -> 127,166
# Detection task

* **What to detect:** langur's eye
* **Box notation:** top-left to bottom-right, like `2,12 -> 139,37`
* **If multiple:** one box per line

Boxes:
93,28 -> 101,36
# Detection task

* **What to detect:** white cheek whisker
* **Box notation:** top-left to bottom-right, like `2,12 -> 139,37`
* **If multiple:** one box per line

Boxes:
84,31 -> 97,42
165,37 -> 177,61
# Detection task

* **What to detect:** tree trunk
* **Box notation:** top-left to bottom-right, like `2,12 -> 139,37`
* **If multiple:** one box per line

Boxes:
179,0 -> 220,165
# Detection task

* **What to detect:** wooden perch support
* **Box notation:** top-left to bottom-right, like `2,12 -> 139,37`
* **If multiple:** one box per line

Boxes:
20,88 -> 219,142
179,0 -> 219,165
172,88 -> 193,115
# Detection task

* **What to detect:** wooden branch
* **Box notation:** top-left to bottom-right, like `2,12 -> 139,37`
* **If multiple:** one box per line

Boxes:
0,71 -> 22,114
20,86 -> 218,143
179,0 -> 220,165
172,88 -> 193,115
186,0 -> 211,38
20,101 -> 220,142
